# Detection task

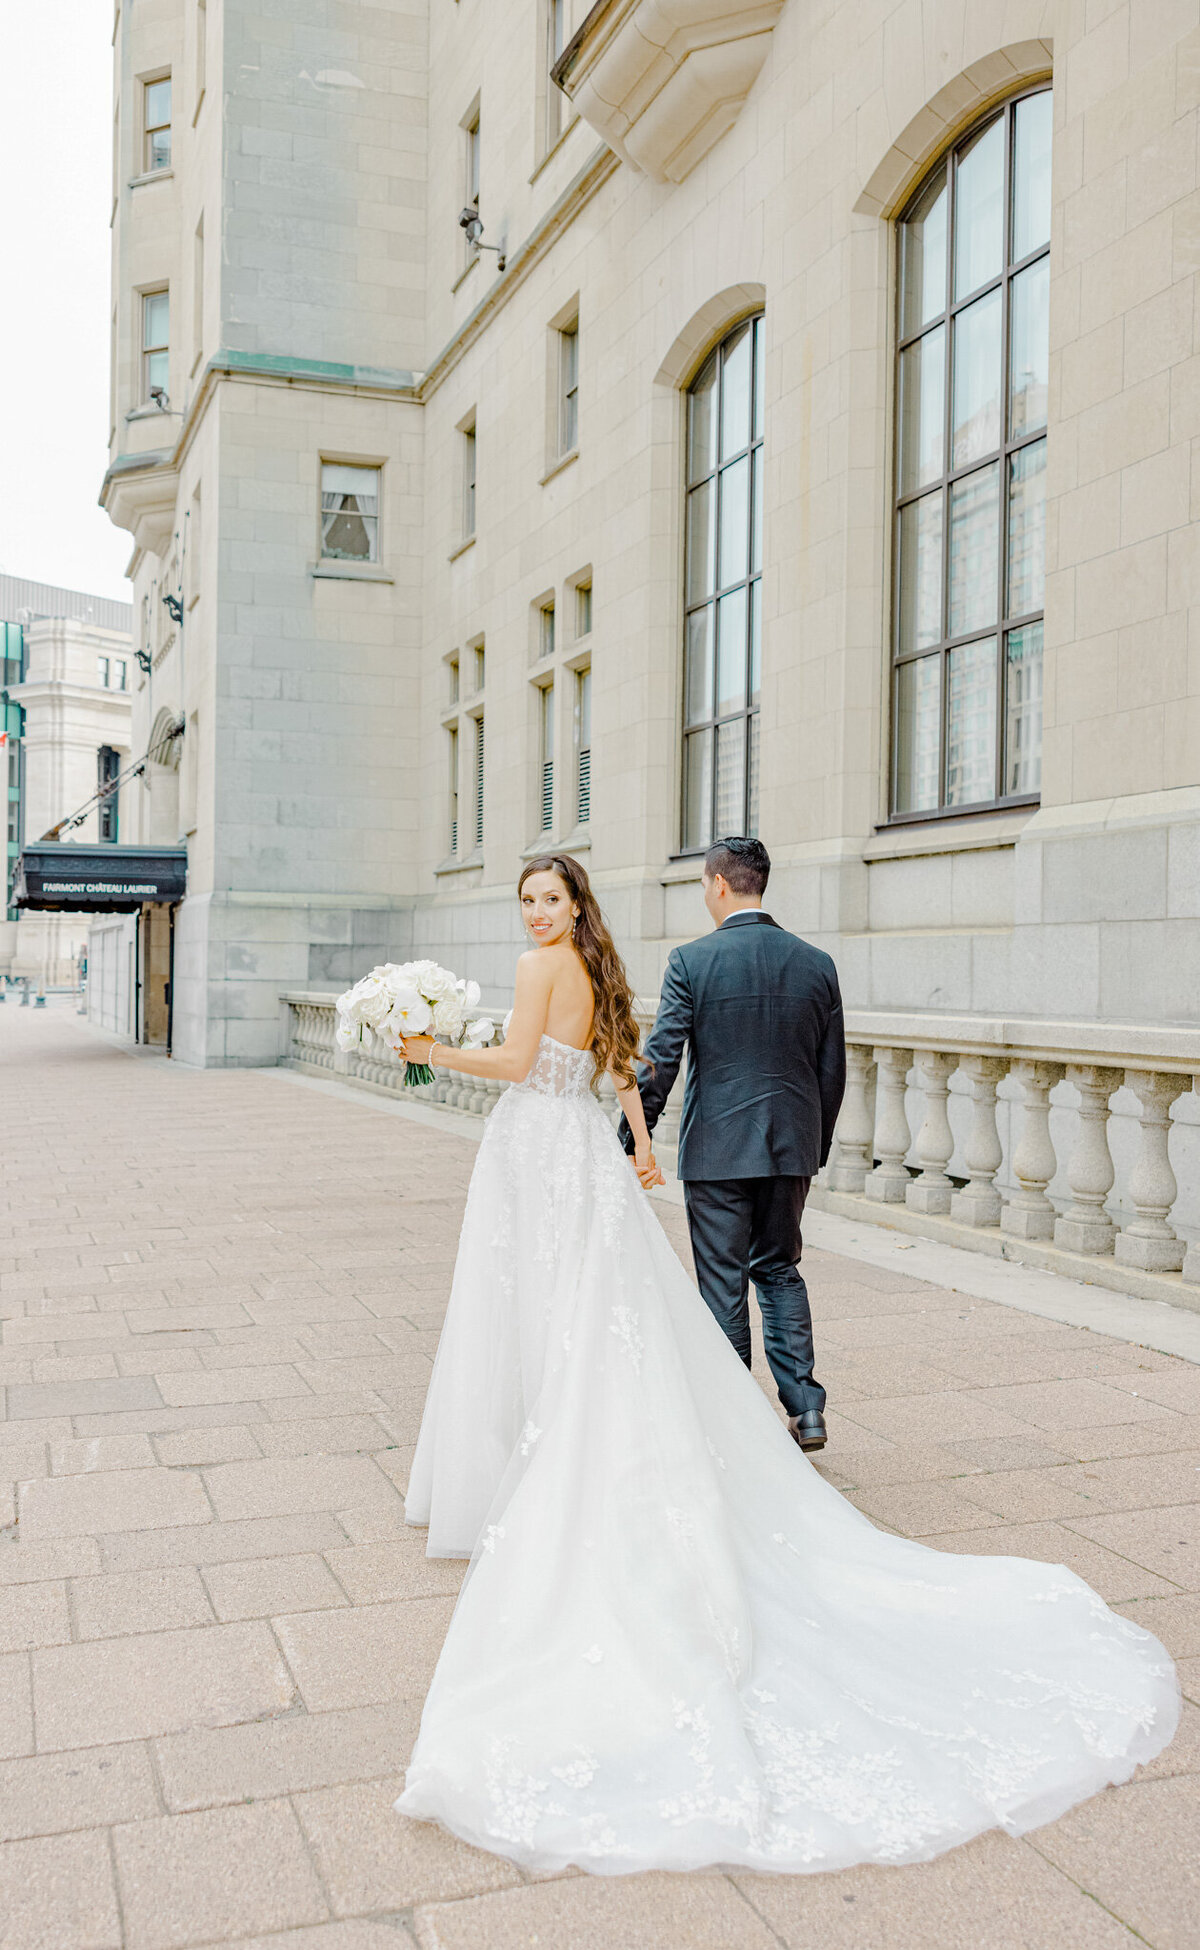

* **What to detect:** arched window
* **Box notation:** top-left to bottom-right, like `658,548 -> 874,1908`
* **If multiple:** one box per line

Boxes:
892,86 -> 1051,817
681,313 -> 764,850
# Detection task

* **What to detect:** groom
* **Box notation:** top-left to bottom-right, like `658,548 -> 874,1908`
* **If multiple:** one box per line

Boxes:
621,837 -> 845,1451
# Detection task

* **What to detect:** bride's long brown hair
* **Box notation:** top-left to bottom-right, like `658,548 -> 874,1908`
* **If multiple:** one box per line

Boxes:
517,854 -> 645,1087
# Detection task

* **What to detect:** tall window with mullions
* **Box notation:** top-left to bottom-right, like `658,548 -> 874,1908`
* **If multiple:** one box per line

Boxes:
892,86 -> 1051,818
680,313 -> 763,850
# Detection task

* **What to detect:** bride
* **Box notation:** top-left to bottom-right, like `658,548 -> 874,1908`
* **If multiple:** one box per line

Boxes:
390,854 -> 1178,1876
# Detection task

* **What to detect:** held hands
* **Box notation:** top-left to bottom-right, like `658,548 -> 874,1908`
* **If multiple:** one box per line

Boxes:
635,1144 -> 665,1191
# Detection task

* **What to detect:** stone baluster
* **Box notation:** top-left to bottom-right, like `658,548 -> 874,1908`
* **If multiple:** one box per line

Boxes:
1054,1066 -> 1122,1254
1184,1073 -> 1200,1287
1114,1071 -> 1187,1272
950,1056 -> 1006,1227
826,1045 -> 877,1192
864,1047 -> 913,1203
906,1052 -> 957,1214
1000,1060 -> 1065,1240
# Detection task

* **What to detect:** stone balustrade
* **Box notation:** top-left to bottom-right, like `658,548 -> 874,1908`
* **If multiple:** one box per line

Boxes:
821,1012 -> 1200,1310
280,993 -> 1200,1312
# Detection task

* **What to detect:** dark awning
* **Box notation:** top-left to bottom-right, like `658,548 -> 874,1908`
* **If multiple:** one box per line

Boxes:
14,843 -> 187,912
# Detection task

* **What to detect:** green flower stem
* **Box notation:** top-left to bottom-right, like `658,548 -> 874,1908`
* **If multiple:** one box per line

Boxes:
403,1062 -> 436,1088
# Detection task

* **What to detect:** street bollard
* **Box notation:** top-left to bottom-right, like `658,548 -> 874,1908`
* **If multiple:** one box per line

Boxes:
35,990 -> 46,1008
20,980 -> 29,1006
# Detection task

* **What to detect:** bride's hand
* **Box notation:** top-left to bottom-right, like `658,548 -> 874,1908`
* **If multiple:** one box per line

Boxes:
394,1033 -> 437,1064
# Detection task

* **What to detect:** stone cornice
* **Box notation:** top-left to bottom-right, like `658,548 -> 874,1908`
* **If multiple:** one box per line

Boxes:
553,0 -> 783,183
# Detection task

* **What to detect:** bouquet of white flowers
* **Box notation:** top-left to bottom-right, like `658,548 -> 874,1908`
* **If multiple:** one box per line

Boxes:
334,960 -> 496,1086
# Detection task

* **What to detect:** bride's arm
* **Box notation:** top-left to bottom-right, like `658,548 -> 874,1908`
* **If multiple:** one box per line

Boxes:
611,1067 -> 665,1187
396,952 -> 553,1084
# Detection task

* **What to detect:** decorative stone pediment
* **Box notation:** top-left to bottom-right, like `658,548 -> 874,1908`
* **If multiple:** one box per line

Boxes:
553,0 -> 784,184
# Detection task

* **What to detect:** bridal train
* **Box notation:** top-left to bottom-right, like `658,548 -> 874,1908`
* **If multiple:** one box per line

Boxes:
395,1034 -> 1179,1876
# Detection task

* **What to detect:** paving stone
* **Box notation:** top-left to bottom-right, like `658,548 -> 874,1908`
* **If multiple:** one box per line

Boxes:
917,1521 -> 1182,1602
324,1538 -> 464,1605
201,1926 -> 415,1950
153,1427 -> 264,1466
1031,1775 -> 1200,1949
296,1778 -> 522,1912
1117,1592 -> 1200,1657
30,1354 -> 118,1382
275,1596 -> 456,1711
18,1465 -> 212,1539
965,1379 -> 1181,1431
849,1482 -> 1004,1537
6,1376 -> 165,1418
50,1434 -> 158,1474
158,1365 -> 312,1406
415,1871 -> 778,1948
72,1566 -> 216,1639
0,1536 -> 102,1584
203,1454 -> 403,1522
100,1513 -> 349,1573
0,1828 -> 121,1949
0,1650 -> 32,1759
0,1741 -> 159,1842
1065,1504 -> 1200,1588
736,1827 -> 1143,1948
0,1581 -> 70,1652
252,1415 -> 392,1458
32,1620 -> 296,1748
154,1702 -> 419,1811
113,1798 -> 328,1949
202,1552 -> 349,1620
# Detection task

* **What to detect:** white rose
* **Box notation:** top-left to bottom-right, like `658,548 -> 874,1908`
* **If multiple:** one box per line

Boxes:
418,965 -> 460,1005
432,997 -> 466,1039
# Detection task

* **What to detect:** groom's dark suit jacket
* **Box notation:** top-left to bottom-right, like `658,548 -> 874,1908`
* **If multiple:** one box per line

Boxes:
624,911 -> 846,1182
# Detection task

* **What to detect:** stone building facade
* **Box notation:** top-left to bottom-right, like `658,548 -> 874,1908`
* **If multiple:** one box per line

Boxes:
0,577 -> 133,985
103,1 -> 1200,1072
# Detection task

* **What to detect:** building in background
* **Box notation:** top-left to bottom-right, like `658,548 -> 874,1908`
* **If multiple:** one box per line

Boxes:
101,2 -> 1199,1071
0,575 -> 133,985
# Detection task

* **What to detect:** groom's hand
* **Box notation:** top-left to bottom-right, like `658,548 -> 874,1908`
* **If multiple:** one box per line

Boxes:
635,1149 -> 665,1190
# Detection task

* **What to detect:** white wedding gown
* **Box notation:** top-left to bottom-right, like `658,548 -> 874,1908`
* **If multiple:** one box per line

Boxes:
396,1034 -> 1179,1875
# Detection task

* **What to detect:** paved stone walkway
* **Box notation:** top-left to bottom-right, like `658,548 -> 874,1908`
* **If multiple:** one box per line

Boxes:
1,1002 -> 1198,1950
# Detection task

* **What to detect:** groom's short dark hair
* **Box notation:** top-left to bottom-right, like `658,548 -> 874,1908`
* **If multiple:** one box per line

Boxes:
705,836 -> 770,896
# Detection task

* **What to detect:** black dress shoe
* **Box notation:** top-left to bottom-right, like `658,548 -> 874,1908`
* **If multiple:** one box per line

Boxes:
787,1410 -> 827,1452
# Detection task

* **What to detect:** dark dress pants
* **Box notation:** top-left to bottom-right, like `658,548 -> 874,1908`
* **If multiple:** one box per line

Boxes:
682,1175 -> 824,1417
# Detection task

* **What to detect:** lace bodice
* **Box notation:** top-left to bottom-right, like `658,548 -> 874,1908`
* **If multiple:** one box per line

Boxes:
516,1033 -> 598,1100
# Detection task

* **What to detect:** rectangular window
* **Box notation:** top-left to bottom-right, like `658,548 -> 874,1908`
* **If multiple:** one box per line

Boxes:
474,642 -> 486,692
463,425 -> 477,537
544,0 -> 566,150
320,462 -> 380,562
98,746 -> 120,843
466,113 -> 480,212
114,659 -> 127,690
448,656 -> 459,705
97,656 -> 110,689
192,216 -> 204,372
448,725 -> 459,854
142,289 -> 169,400
559,321 -> 579,453
539,600 -> 555,661
539,682 -> 554,832
575,580 -> 592,638
473,715 -> 485,849
143,75 -> 171,172
575,666 -> 591,825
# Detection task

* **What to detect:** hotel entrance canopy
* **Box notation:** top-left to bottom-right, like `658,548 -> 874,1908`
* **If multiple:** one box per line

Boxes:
13,842 -> 187,913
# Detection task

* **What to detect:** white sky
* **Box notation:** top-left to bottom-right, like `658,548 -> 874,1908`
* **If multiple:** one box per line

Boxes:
0,1 -> 131,603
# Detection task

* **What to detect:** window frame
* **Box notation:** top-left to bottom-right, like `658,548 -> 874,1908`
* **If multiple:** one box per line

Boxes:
888,83 -> 1051,825
574,663 -> 591,827
462,422 -> 477,538
558,319 -> 579,456
318,460 -> 381,564
537,679 -> 555,833
141,287 -> 170,402
142,72 -> 172,173
678,311 -> 765,854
